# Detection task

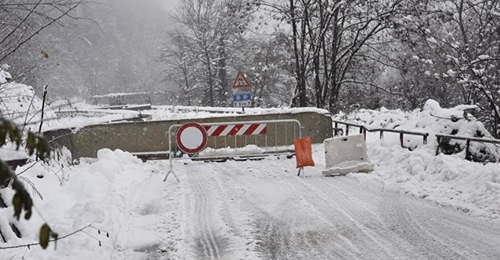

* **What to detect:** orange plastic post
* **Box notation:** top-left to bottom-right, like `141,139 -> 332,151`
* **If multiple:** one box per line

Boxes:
294,136 -> 315,168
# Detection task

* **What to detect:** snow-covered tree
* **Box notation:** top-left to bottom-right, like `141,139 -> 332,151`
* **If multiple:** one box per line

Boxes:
0,1 -> 85,84
263,0 -> 404,111
160,31 -> 201,106
163,0 -> 259,107
392,0 -> 500,137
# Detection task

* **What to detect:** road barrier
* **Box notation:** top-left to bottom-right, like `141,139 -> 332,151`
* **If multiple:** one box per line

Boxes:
164,119 -> 302,181
44,110 -> 333,161
323,134 -> 374,176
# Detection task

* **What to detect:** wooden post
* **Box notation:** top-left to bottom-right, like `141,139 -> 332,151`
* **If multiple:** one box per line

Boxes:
346,125 -> 350,136
423,134 -> 427,144
380,131 -> 384,139
400,132 -> 404,148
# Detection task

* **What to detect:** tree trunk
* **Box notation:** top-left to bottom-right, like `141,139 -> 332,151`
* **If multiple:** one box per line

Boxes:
289,0 -> 307,107
181,64 -> 191,106
217,37 -> 229,106
205,49 -> 215,107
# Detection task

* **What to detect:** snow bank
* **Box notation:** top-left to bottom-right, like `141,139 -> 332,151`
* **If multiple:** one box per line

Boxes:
368,140 -> 500,222
336,99 -> 486,138
337,100 -> 500,221
1,149 -> 168,259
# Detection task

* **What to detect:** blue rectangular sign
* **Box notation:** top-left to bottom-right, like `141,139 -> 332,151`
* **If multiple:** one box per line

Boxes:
232,93 -> 253,102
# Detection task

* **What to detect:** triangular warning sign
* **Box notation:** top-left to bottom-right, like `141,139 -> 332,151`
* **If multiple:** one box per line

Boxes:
232,71 -> 250,88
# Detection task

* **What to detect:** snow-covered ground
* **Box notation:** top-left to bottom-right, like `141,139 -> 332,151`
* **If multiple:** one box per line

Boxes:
1,72 -> 500,259
3,142 -> 500,259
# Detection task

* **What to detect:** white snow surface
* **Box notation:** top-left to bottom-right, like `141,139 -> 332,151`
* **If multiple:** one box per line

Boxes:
1,97 -> 500,259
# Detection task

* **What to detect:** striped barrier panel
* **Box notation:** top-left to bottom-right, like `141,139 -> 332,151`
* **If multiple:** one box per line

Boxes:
204,123 -> 267,136
164,119 -> 303,179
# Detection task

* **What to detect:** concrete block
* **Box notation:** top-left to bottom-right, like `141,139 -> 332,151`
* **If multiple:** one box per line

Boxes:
323,134 -> 373,176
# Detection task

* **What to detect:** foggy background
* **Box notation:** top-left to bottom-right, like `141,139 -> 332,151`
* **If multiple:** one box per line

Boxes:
6,0 -> 179,101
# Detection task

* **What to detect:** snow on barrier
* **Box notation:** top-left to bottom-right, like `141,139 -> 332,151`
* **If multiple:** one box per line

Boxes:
322,134 -> 374,176
164,119 -> 302,181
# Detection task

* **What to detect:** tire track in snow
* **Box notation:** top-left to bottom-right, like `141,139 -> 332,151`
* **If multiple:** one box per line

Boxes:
215,160 -> 351,259
379,192 -> 462,259
289,176 -> 400,259
179,159 -> 500,260
309,176 -> 500,260
187,165 -> 222,259
380,189 -> 500,260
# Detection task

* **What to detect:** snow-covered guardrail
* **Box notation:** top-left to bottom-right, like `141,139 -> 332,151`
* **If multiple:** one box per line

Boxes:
334,120 -> 500,161
333,120 -> 429,147
436,134 -> 500,160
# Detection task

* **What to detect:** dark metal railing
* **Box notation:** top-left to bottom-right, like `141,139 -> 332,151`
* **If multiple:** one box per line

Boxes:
334,120 -> 500,161
333,120 -> 429,147
435,134 -> 500,160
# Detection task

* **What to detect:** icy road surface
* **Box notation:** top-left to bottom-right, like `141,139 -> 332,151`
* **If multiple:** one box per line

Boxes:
157,158 -> 500,260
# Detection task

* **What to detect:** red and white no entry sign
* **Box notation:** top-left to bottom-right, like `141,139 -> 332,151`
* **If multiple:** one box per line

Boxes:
176,122 -> 208,154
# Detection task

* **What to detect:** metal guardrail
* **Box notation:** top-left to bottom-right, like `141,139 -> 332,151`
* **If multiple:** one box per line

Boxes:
436,134 -> 500,160
333,120 -> 429,147
334,120 -> 500,161
164,119 -> 303,181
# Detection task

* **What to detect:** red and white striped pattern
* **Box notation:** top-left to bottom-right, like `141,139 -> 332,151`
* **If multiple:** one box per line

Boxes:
204,124 -> 267,136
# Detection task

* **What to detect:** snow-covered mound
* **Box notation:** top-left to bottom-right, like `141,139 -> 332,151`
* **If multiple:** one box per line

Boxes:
335,99 -> 487,137
335,99 -> 500,161
367,140 -> 500,222
337,99 -> 500,221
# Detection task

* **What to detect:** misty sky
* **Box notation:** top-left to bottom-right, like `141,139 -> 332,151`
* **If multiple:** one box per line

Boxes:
32,0 -> 185,98
161,0 -> 181,14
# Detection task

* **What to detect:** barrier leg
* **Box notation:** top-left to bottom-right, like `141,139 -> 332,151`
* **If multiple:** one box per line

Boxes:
164,151 -> 180,182
164,169 -> 180,182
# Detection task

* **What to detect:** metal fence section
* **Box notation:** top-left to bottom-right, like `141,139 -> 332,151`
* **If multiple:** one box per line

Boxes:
164,119 -> 303,180
334,120 -> 500,161
333,120 -> 429,147
436,134 -> 500,161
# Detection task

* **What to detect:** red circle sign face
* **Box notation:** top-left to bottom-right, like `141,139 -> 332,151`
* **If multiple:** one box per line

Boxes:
176,122 -> 208,154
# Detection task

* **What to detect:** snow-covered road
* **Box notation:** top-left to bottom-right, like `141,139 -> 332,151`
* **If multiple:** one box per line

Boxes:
158,157 -> 500,260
